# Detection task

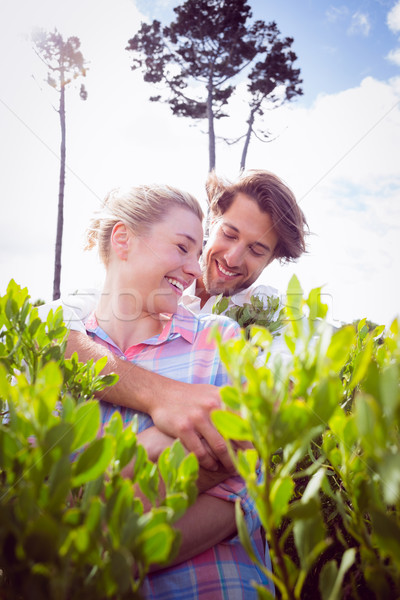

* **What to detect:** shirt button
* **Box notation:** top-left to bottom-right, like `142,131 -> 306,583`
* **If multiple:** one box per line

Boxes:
120,355 -> 127,361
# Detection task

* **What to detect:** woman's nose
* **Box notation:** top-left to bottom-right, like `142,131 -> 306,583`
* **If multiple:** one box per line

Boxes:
184,255 -> 202,279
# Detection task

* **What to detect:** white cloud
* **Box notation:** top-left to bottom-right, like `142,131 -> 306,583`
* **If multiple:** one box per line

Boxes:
386,3 -> 400,74
387,47 -> 400,65
245,77 -> 400,326
387,1 -> 400,33
325,6 -> 349,23
348,11 -> 371,36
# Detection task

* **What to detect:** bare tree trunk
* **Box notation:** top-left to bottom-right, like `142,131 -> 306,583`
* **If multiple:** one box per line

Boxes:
240,108 -> 256,172
207,81 -> 216,173
53,77 -> 66,300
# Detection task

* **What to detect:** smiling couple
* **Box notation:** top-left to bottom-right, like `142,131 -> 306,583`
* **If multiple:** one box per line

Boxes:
41,169 -> 307,598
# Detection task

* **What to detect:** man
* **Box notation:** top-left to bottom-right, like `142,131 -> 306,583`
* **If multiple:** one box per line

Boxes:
42,169 -> 307,471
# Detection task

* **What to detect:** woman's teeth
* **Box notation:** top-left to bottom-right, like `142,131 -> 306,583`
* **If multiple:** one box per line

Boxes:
166,277 -> 184,292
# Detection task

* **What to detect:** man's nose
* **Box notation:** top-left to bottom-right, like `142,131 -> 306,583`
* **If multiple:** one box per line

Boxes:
224,243 -> 246,268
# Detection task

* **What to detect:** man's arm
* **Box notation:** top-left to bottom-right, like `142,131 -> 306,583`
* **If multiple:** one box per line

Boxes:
67,331 -> 233,472
154,495 -> 236,569
125,427 -> 236,492
132,427 -> 237,568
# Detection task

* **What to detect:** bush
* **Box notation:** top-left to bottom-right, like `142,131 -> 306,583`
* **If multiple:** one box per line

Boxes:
0,280 -> 198,600
212,275 -> 400,600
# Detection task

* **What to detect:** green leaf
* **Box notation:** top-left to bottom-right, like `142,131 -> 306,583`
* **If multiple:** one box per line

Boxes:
28,317 -> 42,337
136,523 -> 176,565
293,514 -> 325,569
71,401 -> 101,451
47,456 -> 72,509
379,364 -> 399,419
310,378 -> 342,427
302,468 -> 325,503
72,437 -> 113,487
220,385 -> 242,410
44,422 -> 74,454
163,493 -> 188,520
24,514 -> 59,562
104,409 -> 123,439
378,453 -> 400,506
236,448 -> 259,478
212,294 -> 229,315
285,275 -> 304,333
85,496 -> 103,533
350,337 -> 373,390
110,548 -> 133,594
319,548 -> 356,600
249,326 -> 273,348
138,461 -> 159,504
211,410 -> 251,440
370,508 -> 400,566
307,286 -> 328,321
326,326 -> 356,371
270,476 -> 295,525
235,499 -> 258,563
94,355 -> 108,375
178,452 -> 199,482
253,584 -> 275,600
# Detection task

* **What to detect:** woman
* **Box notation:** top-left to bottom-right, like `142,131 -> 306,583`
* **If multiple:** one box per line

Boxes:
84,184 -> 274,599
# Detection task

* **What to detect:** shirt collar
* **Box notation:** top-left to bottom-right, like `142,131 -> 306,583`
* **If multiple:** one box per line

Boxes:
84,304 -> 198,349
181,280 -> 255,314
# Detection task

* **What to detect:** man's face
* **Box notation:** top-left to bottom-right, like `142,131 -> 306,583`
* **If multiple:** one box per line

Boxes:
201,192 -> 279,298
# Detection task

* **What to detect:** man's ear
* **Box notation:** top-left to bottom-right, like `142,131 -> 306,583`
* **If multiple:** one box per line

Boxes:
110,222 -> 131,260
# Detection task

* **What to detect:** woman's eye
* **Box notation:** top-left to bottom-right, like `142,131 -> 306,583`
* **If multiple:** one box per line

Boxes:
178,244 -> 188,253
223,231 -> 235,240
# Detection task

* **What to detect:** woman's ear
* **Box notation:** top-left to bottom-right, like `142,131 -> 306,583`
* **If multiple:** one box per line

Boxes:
110,222 -> 131,260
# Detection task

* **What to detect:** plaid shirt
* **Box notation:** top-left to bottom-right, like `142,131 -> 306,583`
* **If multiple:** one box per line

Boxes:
85,305 -> 274,599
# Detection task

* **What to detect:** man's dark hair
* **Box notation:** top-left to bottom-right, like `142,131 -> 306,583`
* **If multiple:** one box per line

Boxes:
206,170 -> 308,262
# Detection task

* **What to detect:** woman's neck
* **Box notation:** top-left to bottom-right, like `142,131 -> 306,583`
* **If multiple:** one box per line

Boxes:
95,280 -> 165,350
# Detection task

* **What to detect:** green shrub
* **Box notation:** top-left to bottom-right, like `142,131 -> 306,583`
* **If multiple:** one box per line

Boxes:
212,275 -> 400,600
213,292 -> 285,338
0,280 -> 198,600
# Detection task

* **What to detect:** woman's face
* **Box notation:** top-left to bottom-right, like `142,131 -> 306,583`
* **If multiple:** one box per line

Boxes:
122,206 -> 203,317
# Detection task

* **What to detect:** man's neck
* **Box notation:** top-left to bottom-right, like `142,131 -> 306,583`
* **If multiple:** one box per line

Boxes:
195,278 -> 210,309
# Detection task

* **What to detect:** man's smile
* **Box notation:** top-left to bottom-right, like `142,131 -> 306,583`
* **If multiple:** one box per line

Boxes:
215,260 -> 241,279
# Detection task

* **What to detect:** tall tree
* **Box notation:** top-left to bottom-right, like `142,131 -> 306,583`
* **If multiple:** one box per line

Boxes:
126,0 -> 268,172
32,29 -> 87,300
239,28 -> 302,170
126,0 -> 302,173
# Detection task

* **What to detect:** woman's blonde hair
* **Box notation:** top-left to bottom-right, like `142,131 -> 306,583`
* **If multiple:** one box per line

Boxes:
86,184 -> 203,266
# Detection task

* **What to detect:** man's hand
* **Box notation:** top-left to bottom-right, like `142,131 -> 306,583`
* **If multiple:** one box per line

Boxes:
66,331 -> 233,473
149,382 -> 234,473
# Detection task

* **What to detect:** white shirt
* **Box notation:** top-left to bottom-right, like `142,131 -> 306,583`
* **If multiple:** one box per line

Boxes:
180,281 -> 282,315
37,289 -> 100,335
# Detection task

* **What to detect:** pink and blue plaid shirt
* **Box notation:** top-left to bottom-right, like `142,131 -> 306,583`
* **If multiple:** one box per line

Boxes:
85,305 -> 274,599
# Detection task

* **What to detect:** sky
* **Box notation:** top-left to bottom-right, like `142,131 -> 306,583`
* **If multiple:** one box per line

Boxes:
0,0 -> 399,328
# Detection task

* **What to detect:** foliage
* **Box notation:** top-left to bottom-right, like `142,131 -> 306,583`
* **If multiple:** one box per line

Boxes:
32,29 -> 87,93
31,29 -> 88,300
0,281 -> 198,600
126,0 -> 302,171
212,275 -> 400,599
212,293 -> 285,338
